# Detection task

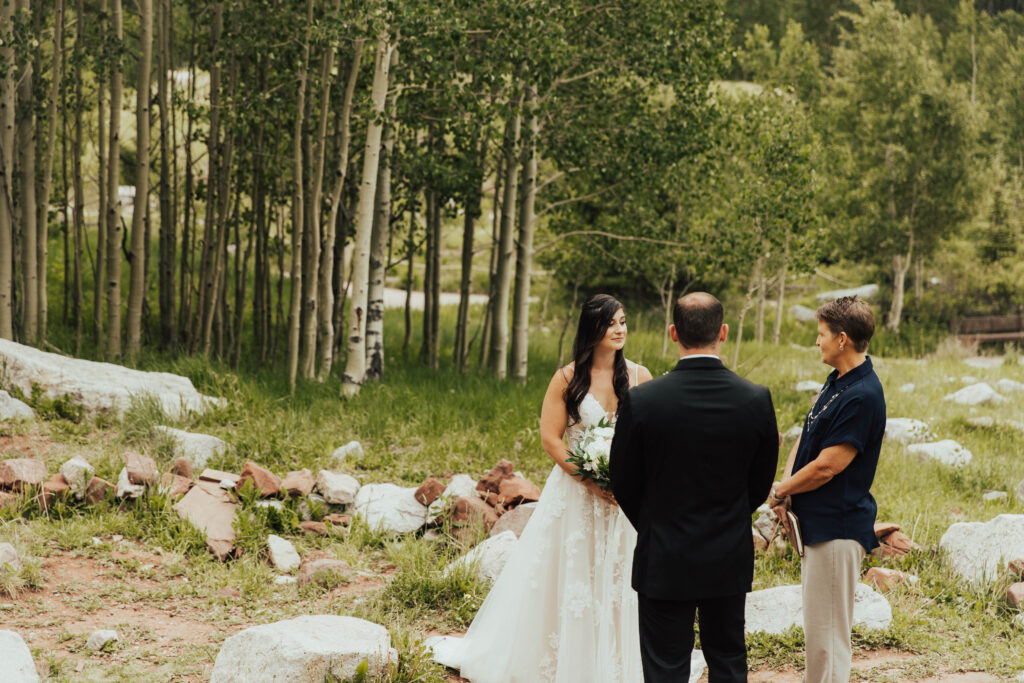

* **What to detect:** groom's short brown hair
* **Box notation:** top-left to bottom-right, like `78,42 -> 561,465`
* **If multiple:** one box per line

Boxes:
673,292 -> 723,348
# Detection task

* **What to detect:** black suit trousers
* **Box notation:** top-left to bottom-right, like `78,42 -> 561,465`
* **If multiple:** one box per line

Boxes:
637,592 -> 747,683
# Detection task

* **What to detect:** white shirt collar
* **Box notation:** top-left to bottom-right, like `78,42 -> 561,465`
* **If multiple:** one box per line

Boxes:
679,354 -> 720,361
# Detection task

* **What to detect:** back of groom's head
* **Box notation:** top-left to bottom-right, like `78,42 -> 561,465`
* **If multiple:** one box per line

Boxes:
673,292 -> 724,348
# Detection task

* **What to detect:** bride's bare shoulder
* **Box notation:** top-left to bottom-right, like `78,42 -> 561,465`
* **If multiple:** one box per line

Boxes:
551,363 -> 575,388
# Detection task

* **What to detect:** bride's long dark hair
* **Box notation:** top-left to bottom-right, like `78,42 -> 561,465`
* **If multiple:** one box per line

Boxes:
564,294 -> 629,425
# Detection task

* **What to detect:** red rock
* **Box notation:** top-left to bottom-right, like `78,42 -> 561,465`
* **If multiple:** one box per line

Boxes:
0,490 -> 14,509
414,477 -> 446,506
497,476 -> 541,506
123,451 -> 158,485
864,567 -> 914,593
173,481 -> 239,561
37,473 -> 70,509
281,469 -> 315,497
298,558 -> 352,587
752,527 -> 768,552
1008,559 -> 1024,578
476,460 -> 515,495
483,491 -> 506,515
199,469 -> 241,487
878,530 -> 919,558
160,473 -> 193,498
1008,582 -> 1024,609
873,522 -> 901,538
85,476 -> 115,505
0,458 -> 48,490
451,496 -> 499,531
491,503 -> 537,539
323,513 -> 350,526
237,462 -> 282,497
170,457 -> 193,480
299,521 -> 328,536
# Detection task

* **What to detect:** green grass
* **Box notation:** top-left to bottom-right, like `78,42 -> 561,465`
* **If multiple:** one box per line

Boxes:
4,286 -> 1024,678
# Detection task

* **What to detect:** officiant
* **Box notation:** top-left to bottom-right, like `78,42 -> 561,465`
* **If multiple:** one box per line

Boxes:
770,296 -> 886,683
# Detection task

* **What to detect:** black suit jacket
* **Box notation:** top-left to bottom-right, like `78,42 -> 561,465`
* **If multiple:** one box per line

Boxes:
609,357 -> 778,601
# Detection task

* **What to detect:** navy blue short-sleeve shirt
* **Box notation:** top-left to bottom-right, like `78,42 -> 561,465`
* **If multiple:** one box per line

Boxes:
791,357 -> 886,552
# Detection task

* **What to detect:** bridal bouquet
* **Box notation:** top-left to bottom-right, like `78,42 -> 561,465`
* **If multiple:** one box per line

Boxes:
566,419 -> 616,490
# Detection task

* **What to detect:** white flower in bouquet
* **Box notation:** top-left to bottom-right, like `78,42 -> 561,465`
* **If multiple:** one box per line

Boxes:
584,437 -> 611,461
592,426 -> 615,441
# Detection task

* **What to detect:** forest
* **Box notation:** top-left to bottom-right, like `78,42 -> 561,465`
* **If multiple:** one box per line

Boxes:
1,0 -> 1023,392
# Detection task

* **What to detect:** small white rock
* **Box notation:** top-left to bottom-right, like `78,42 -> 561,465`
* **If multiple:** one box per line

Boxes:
85,629 -> 119,651
899,383 -> 915,392
331,441 -> 364,463
944,382 -> 1006,406
884,418 -> 933,445
316,471 -> 360,505
795,380 -> 821,392
997,378 -> 1024,394
428,473 -> 479,519
0,390 -> 34,422
445,530 -> 518,582
0,542 -> 21,570
982,491 -> 1008,502
59,457 -> 94,499
963,356 -> 1004,370
354,483 -> 430,534
267,535 -> 300,572
256,500 -> 284,511
115,467 -> 145,499
274,575 -> 297,585
961,375 -> 979,384
967,416 -> 995,428
153,426 -> 227,470
906,440 -> 973,467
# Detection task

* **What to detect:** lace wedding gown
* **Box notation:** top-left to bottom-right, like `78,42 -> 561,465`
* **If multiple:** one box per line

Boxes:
429,390 -> 701,682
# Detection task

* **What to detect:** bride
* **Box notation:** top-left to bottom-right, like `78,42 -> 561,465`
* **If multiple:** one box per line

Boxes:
430,294 -> 656,682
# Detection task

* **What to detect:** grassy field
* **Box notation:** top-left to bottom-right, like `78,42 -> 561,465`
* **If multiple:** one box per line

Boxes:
2,305 -> 1024,681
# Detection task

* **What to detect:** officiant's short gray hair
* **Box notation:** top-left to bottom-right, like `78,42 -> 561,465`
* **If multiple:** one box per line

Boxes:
673,292 -> 723,348
816,296 -> 874,352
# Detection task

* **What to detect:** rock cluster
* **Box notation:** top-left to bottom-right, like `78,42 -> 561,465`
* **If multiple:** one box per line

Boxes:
872,522 -> 920,558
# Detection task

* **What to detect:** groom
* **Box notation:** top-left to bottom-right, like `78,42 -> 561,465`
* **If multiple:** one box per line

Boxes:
610,292 -> 779,682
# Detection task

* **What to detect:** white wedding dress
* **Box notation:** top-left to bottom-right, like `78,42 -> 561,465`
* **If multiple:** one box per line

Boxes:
428,381 -> 707,682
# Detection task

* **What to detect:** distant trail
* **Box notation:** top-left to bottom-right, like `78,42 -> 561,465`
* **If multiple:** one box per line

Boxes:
382,287 -> 487,311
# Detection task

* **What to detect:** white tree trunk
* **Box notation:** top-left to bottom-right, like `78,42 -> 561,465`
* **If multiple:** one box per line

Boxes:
340,37 -> 392,398
0,0 -> 15,339
365,46 -> 399,382
317,38 -> 363,381
510,85 -> 537,383
487,99 -> 523,378
105,0 -> 124,358
772,259 -> 786,345
126,0 -> 153,358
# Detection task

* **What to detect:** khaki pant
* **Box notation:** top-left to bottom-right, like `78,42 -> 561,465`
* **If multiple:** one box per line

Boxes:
801,539 -> 865,683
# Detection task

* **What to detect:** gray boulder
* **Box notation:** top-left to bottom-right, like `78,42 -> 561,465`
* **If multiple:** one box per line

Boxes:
0,390 -> 33,422
446,530 -> 518,582
940,514 -> 1024,583
59,457 -> 94,499
153,427 -> 227,470
331,441 -> 364,463
0,542 -> 21,570
884,418 -> 932,445
209,615 -> 397,682
85,629 -> 119,651
789,305 -> 817,323
745,583 -> 891,635
353,483 -> 429,534
0,630 -> 38,682
267,535 -> 300,572
997,378 -> 1024,394
906,440 -> 972,467
315,471 -> 360,505
0,337 -> 224,419
490,502 -> 537,538
963,356 -> 1004,370
944,382 -> 1006,406
815,284 -> 879,303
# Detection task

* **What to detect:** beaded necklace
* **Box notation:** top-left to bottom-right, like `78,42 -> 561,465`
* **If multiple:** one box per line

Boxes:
806,384 -> 850,424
